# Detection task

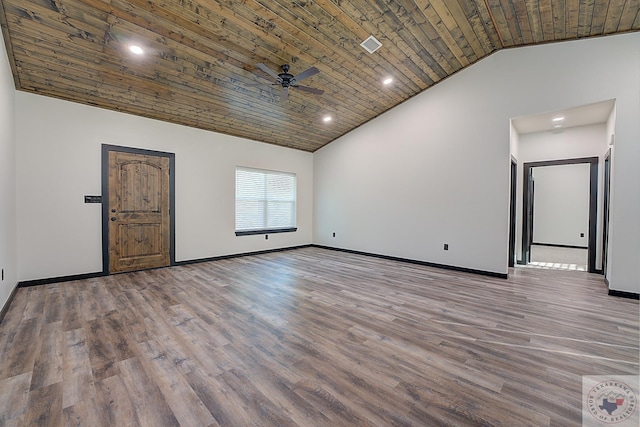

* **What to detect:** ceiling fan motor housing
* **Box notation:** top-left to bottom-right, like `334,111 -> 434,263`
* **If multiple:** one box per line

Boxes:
255,62 -> 323,97
278,64 -> 295,86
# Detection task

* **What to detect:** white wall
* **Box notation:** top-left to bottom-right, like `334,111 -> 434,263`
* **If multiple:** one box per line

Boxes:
518,124 -> 608,162
314,56 -> 512,274
606,94 -> 640,293
15,93 -> 313,281
516,123 -> 608,265
509,122 -> 519,162
314,33 -> 639,294
0,29 -> 17,313
532,164 -> 590,247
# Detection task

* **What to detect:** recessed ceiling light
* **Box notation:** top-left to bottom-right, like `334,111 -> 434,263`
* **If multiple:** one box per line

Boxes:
129,45 -> 144,55
552,116 -> 565,122
383,77 -> 393,85
323,116 -> 332,122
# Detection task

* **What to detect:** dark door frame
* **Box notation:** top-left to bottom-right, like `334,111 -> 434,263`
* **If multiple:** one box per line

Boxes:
508,156 -> 517,268
101,144 -> 176,275
525,171 -> 535,263
602,149 -> 611,277
521,157 -> 599,273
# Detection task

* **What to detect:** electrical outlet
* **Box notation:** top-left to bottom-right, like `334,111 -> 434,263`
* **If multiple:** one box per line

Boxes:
265,234 -> 268,240
443,244 -> 449,251
580,233 -> 584,237
332,232 -> 335,237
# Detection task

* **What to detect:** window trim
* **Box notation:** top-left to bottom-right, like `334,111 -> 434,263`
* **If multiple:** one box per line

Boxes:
235,166 -> 297,236
235,227 -> 297,237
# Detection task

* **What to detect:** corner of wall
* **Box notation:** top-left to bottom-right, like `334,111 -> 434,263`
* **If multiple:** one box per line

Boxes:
0,27 -> 18,317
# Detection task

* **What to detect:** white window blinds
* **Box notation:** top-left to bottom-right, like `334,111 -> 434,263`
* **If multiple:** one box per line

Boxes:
235,167 -> 297,234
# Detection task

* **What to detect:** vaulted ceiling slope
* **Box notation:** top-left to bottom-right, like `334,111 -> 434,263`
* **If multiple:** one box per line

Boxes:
0,1 -> 637,152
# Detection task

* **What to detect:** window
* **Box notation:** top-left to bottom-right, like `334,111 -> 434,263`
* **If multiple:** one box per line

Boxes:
235,167 -> 297,235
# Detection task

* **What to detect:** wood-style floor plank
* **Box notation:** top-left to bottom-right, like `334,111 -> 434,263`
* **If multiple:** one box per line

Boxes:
0,247 -> 637,426
0,372 -> 31,426
118,357 -> 180,426
23,382 -> 63,426
94,374 -> 138,427
30,321 -> 63,391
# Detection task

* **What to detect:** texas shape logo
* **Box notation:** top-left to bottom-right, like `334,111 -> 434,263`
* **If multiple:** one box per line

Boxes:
587,380 -> 637,424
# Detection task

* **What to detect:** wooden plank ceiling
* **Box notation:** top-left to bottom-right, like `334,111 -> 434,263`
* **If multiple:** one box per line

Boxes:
0,1 -> 638,152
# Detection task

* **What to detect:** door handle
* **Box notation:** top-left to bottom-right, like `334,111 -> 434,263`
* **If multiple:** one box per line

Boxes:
111,217 -> 116,221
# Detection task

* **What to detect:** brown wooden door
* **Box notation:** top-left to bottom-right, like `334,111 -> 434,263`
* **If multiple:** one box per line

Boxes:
108,151 -> 171,273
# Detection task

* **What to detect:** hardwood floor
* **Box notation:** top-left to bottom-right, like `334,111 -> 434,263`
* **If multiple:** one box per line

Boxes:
0,247 -> 637,426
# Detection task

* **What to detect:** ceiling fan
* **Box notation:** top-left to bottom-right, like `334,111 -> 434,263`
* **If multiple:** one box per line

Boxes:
255,63 -> 324,102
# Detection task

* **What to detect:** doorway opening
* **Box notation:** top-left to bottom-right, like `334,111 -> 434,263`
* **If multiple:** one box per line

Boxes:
521,157 -> 598,273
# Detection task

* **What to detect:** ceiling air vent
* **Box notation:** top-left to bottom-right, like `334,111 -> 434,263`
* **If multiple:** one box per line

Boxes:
360,35 -> 382,54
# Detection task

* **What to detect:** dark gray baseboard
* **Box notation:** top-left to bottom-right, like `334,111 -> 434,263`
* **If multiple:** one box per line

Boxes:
608,289 -> 639,300
12,245 -> 633,305
531,242 -> 588,250
18,271 -> 106,288
0,283 -> 19,324
312,245 -> 508,279
19,245 -> 313,288
174,244 -> 312,266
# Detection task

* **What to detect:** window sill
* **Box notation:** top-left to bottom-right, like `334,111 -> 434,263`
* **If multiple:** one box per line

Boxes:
235,228 -> 297,236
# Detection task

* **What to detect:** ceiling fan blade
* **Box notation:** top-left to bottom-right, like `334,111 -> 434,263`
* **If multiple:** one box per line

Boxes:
281,86 -> 289,102
293,85 -> 324,95
292,66 -> 319,83
256,63 -> 280,80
